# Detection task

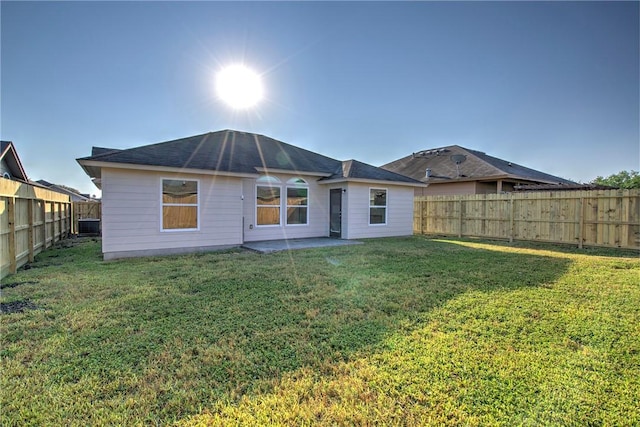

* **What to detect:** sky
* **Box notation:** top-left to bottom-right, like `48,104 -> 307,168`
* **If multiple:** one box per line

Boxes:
1,1 -> 638,196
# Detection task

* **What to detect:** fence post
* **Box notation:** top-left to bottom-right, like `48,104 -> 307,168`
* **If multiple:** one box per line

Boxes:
63,203 -> 67,238
509,197 -> 514,243
28,199 -> 35,263
68,202 -> 72,236
458,199 -> 463,238
7,197 -> 16,274
41,201 -> 47,249
578,197 -> 584,249
57,202 -> 62,242
45,201 -> 50,249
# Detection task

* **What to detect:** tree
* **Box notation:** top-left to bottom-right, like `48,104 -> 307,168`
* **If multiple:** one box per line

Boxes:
591,170 -> 640,189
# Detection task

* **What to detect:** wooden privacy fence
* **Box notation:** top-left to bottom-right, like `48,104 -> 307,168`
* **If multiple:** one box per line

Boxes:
1,178 -> 72,279
73,201 -> 102,232
414,189 -> 640,250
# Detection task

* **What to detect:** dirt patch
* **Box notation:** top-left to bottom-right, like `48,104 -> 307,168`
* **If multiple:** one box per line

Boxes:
0,280 -> 38,290
0,300 -> 40,314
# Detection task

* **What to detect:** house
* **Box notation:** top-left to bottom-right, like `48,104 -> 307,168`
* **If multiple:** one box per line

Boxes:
1,141 -> 29,183
77,130 -> 425,260
381,145 -> 575,196
35,180 -> 95,202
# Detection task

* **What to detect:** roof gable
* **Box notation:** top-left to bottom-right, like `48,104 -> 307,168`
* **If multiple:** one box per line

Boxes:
0,141 -> 29,182
325,159 -> 422,184
381,145 -> 575,185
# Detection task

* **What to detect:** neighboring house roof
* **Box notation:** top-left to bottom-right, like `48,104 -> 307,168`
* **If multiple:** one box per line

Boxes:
35,180 -> 93,201
78,130 -> 425,188
513,183 -> 615,192
0,141 -> 29,182
381,145 -> 575,185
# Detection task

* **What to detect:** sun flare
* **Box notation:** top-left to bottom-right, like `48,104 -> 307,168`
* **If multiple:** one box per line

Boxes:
215,64 -> 264,109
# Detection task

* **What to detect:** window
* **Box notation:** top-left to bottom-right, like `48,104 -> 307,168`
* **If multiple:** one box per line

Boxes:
286,178 -> 308,225
255,176 -> 310,227
162,179 -> 198,230
256,176 -> 281,226
369,188 -> 387,225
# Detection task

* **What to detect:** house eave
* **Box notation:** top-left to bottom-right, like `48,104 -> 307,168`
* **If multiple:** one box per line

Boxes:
76,159 -> 260,180
319,177 -> 428,187
477,174 -> 570,185
424,174 -> 569,186
253,167 -> 333,178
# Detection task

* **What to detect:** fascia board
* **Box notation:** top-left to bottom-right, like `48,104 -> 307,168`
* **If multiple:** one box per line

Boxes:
318,178 -> 428,187
253,167 -> 333,177
76,159 -> 259,179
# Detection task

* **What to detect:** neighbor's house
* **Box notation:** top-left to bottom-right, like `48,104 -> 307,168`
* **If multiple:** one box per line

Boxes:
1,141 -> 75,278
382,145 -> 575,196
1,141 -> 29,183
2,141 -> 94,198
35,180 -> 95,202
77,130 -> 425,260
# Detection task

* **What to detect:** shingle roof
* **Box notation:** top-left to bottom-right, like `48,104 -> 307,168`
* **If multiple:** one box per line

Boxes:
35,180 -> 92,201
513,183 -> 615,192
381,145 -> 575,185
78,130 -> 423,185
466,148 -> 575,184
79,130 -> 341,175
91,147 -> 122,157
325,159 -> 422,184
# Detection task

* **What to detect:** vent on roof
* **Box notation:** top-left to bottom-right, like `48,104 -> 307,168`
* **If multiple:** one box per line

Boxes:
450,154 -> 467,178
2,172 -> 10,179
413,148 -> 449,158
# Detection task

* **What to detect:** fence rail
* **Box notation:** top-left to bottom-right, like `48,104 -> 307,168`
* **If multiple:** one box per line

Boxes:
1,178 -> 73,279
414,189 -> 640,250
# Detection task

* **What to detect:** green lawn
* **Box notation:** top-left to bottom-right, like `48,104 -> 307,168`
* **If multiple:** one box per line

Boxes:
1,237 -> 638,426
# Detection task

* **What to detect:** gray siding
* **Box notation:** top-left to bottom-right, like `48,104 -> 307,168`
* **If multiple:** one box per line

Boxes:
100,168 -> 417,258
101,168 -> 243,258
343,183 -> 414,239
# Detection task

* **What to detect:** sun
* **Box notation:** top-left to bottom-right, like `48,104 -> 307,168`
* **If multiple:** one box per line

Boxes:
215,64 -> 264,109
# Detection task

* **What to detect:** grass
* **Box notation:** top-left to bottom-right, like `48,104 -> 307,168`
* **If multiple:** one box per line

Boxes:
1,236 -> 638,426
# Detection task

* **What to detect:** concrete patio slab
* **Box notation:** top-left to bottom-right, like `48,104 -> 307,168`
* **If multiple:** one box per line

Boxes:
242,238 -> 362,254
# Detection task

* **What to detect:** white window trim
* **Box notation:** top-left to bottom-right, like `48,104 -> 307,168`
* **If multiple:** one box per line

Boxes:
160,177 -> 200,232
285,182 -> 309,226
255,176 -> 312,228
255,183 -> 282,227
256,175 -> 281,184
368,187 -> 388,226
